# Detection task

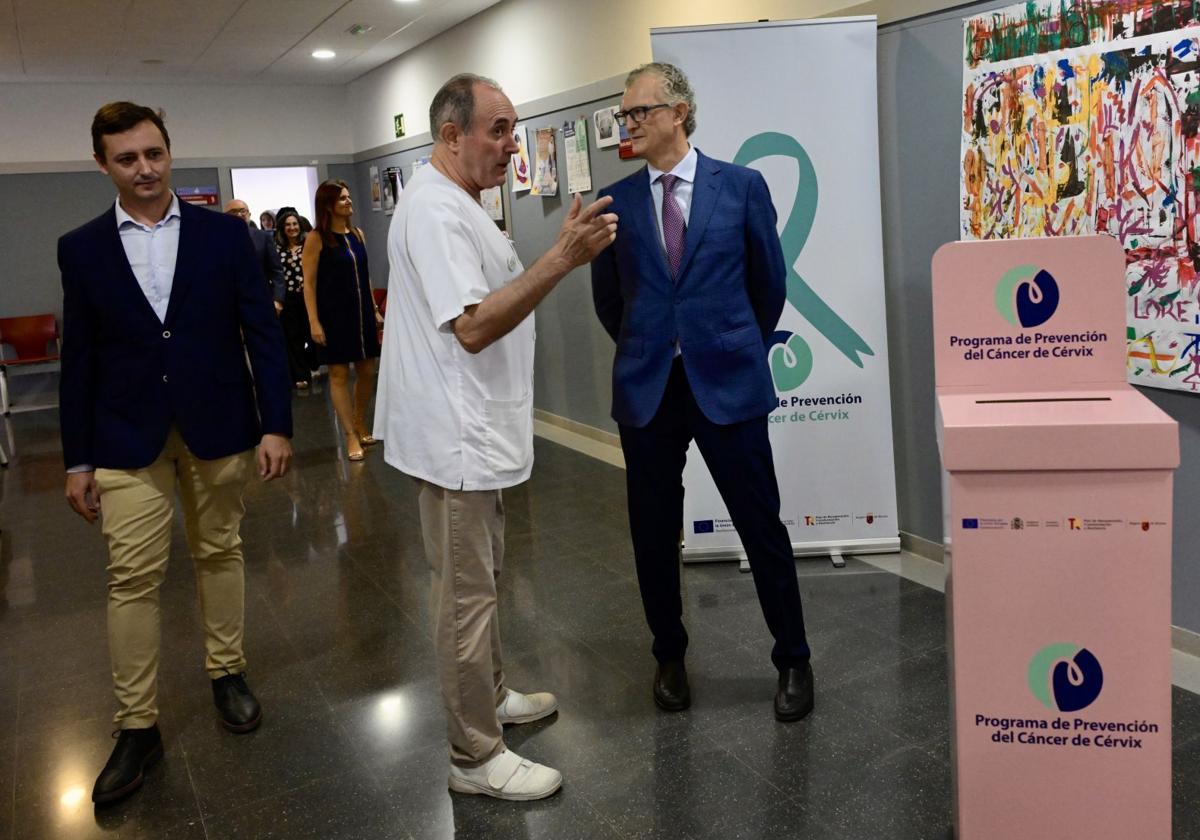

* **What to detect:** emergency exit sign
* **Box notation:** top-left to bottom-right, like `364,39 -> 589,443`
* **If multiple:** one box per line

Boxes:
394,114 -> 405,138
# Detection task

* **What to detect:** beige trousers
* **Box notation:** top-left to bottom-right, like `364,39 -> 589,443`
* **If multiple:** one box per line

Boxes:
417,480 -> 507,768
95,428 -> 254,729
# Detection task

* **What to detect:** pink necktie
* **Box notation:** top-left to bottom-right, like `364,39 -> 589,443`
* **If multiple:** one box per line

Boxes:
658,174 -> 685,279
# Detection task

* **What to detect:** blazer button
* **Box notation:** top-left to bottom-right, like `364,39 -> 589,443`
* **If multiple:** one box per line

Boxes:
162,330 -> 171,338
162,375 -> 169,383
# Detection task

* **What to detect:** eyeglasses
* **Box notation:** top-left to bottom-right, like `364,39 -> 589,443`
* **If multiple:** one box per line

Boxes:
614,103 -> 672,126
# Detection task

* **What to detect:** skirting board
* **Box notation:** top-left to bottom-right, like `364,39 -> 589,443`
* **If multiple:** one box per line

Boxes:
682,537 -> 901,564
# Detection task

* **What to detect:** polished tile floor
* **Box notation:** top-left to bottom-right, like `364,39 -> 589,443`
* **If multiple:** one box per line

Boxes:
1,389 -> 1199,839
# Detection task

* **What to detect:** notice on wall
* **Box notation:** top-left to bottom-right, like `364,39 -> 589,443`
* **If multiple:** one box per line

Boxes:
593,105 -> 620,149
510,125 -> 532,193
412,156 -> 431,178
480,185 -> 506,232
369,166 -> 383,211
563,117 -> 592,194
530,126 -> 558,197
383,166 -> 402,215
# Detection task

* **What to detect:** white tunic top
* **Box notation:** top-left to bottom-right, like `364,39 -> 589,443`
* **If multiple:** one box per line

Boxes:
374,164 -> 533,491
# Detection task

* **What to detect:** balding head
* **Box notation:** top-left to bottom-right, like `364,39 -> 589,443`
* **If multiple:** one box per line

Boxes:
224,199 -> 250,223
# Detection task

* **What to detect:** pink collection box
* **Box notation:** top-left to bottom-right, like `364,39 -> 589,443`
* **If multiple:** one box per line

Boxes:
932,236 -> 1178,840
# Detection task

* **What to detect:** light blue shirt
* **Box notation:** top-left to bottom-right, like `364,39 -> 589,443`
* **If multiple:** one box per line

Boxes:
115,193 -> 182,323
646,145 -> 697,253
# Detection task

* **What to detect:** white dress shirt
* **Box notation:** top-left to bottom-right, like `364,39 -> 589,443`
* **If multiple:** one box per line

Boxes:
115,193 -> 182,323
646,145 -> 697,252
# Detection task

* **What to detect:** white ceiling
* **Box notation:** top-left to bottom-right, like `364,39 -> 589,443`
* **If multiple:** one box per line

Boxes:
0,0 -> 503,85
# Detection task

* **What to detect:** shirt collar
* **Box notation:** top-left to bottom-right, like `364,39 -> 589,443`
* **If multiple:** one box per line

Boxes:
647,145 -> 698,186
115,192 -> 181,230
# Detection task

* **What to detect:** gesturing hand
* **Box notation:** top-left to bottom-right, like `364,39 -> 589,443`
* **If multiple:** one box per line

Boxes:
554,194 -> 618,271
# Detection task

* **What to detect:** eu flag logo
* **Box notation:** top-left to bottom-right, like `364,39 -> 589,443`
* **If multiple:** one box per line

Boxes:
693,520 -> 714,534
962,518 -> 979,529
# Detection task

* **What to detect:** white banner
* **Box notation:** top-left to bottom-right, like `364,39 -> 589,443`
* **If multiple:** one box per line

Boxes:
651,18 -> 900,560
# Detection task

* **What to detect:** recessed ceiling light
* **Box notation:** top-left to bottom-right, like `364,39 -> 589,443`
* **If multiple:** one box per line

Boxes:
312,49 -> 336,60
395,0 -> 419,4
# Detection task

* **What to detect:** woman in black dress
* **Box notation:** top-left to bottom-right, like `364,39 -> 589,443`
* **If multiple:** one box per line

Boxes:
273,208 -> 315,390
302,180 -> 382,462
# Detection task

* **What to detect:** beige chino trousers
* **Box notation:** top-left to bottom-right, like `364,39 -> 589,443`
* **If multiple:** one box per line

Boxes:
95,428 -> 254,729
417,480 -> 508,768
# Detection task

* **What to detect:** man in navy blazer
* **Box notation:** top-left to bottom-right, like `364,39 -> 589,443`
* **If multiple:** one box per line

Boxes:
59,102 -> 293,805
591,63 -> 814,721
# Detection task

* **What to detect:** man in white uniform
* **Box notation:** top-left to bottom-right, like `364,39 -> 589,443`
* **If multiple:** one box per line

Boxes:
374,73 -> 618,801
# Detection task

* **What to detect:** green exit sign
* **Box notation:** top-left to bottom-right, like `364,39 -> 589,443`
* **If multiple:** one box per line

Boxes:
394,114 -> 405,139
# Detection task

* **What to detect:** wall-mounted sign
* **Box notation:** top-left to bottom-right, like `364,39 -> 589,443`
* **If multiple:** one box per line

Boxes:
177,185 -> 219,207
393,113 -> 405,139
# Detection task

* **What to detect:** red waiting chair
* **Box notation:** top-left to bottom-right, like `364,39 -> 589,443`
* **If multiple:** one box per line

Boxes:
372,289 -> 388,346
0,314 -> 61,415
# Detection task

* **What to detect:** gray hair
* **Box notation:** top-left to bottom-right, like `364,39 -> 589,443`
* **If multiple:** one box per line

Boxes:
625,62 -> 696,137
429,73 -> 503,138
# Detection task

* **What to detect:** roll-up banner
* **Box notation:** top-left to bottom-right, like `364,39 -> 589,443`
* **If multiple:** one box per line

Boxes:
650,18 -> 900,562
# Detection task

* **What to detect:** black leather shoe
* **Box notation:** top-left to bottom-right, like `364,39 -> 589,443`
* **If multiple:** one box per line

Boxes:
653,660 -> 691,711
92,725 -> 163,805
212,673 -> 262,733
774,663 -> 815,722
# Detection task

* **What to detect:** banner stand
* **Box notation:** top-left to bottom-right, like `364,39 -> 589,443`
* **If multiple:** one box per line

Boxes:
650,18 -> 900,567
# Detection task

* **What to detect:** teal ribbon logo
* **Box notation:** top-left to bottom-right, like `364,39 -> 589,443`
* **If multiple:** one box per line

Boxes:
734,133 -> 874,391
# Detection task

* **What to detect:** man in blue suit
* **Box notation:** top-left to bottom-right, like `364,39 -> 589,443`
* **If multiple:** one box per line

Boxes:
591,63 -> 814,721
59,102 -> 293,804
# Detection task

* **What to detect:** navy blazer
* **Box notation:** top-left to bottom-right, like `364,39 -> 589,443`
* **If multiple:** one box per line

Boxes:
58,198 -> 292,470
591,151 -> 786,428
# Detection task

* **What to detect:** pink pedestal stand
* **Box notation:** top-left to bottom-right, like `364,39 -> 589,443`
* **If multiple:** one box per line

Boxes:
932,236 -> 1178,840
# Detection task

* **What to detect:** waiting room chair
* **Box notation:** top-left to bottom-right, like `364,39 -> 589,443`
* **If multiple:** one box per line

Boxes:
0,314 -> 61,415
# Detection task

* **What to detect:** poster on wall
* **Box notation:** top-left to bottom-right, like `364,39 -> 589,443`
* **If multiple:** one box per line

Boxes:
593,105 -> 620,149
511,125 -> 532,193
383,166 -> 402,215
531,126 -> 558,197
961,0 -> 1200,394
651,18 -> 900,561
369,166 -> 382,211
481,185 -> 506,232
564,117 -> 592,194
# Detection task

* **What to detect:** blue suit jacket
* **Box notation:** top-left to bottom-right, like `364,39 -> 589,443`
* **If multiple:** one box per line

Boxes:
58,198 -> 292,470
591,151 -> 786,428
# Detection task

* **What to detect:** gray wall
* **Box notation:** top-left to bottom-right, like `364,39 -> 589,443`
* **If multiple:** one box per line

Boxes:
0,168 -> 219,320
351,94 -> 641,432
878,1 -> 1200,633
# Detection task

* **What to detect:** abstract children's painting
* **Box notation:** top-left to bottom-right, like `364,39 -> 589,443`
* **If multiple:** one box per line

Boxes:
962,0 -> 1200,392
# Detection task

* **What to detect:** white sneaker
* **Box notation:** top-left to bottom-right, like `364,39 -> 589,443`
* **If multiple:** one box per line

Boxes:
496,688 -> 559,726
448,749 -> 563,801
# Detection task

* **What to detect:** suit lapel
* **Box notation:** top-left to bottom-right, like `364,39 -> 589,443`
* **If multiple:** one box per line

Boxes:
676,152 -> 721,282
164,199 -> 199,326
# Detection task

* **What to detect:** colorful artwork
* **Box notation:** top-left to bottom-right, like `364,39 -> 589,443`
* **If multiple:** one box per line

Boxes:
965,0 -> 1200,68
962,0 -> 1200,392
510,125 -> 532,194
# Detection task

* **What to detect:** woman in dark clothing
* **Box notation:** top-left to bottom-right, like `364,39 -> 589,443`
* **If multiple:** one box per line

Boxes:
273,207 -> 316,390
302,180 -> 382,462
